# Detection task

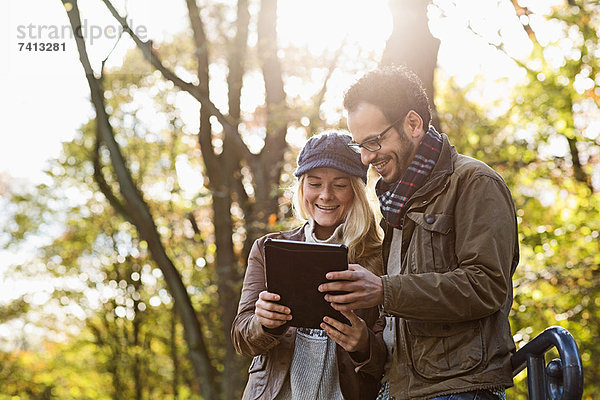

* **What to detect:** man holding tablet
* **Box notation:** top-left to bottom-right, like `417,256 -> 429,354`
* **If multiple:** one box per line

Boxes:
319,66 -> 519,400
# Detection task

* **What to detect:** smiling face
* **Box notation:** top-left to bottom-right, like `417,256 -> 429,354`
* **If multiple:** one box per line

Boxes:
347,103 -> 423,183
301,168 -> 355,240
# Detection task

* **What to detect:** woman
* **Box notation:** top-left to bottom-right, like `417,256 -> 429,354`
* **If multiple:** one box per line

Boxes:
231,130 -> 386,400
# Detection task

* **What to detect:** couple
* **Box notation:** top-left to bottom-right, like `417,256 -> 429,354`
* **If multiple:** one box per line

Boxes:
232,66 -> 520,400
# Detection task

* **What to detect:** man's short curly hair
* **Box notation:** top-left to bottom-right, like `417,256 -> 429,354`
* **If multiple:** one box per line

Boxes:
343,65 -> 431,127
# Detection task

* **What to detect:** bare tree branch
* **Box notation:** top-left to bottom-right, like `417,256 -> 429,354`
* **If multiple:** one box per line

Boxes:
186,212 -> 202,237
101,29 -> 125,75
183,0 -> 221,180
92,138 -> 134,225
309,40 -> 347,134
184,0 -> 209,83
509,0 -> 539,44
99,0 -> 251,160
567,137 -> 594,191
228,0 -> 250,123
257,0 -> 288,159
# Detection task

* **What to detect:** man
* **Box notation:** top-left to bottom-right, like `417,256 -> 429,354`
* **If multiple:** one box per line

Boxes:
318,66 -> 519,400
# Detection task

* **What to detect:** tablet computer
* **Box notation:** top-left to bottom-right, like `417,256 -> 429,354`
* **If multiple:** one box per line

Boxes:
264,238 -> 349,329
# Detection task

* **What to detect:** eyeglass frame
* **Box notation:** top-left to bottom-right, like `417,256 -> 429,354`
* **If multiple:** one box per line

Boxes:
347,116 -> 404,153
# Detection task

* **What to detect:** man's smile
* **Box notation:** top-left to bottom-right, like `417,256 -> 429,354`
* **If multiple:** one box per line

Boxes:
372,158 -> 390,172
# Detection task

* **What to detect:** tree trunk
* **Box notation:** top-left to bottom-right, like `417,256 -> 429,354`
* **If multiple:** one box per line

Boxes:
250,0 -> 288,248
186,0 -> 249,397
382,0 -> 440,127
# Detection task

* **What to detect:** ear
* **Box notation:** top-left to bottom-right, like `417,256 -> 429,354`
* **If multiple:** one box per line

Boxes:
403,110 -> 424,139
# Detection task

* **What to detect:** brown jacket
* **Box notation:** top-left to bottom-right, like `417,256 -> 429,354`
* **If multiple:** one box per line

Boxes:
231,226 -> 386,400
381,134 -> 520,399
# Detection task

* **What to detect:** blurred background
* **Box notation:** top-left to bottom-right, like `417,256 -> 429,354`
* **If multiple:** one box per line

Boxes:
1,0 -> 599,398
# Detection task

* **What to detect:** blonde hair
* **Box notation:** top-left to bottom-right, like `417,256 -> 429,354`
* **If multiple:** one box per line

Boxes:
294,174 -> 382,266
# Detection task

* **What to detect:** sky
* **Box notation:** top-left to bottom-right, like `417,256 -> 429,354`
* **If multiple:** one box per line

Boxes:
1,0 -> 191,183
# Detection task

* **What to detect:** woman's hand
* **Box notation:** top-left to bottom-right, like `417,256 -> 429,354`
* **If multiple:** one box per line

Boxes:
320,310 -> 369,356
255,290 -> 292,329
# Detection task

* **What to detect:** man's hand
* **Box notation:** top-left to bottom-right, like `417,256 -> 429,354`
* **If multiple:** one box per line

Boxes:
318,263 -> 384,310
254,291 -> 292,329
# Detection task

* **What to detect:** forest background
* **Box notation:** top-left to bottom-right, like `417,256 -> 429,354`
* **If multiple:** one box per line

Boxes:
1,0 -> 599,399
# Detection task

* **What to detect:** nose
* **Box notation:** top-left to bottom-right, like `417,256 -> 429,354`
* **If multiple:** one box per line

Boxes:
361,148 -> 376,166
319,185 -> 334,201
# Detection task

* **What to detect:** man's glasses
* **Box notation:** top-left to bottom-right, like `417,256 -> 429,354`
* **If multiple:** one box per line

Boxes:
347,117 -> 403,153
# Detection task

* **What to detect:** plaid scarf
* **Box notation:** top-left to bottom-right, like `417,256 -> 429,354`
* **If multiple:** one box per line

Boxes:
375,126 -> 443,228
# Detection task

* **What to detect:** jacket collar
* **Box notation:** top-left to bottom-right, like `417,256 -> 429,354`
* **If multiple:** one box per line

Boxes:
278,225 -> 305,241
410,133 -> 455,202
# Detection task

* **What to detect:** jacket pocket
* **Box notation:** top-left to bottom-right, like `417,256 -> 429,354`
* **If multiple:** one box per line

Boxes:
404,319 -> 484,381
243,355 -> 268,399
406,212 -> 456,272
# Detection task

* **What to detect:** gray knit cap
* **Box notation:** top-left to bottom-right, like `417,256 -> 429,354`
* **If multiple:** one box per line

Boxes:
294,130 -> 368,182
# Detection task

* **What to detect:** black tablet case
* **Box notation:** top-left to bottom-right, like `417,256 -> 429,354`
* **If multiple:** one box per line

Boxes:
264,238 -> 349,329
